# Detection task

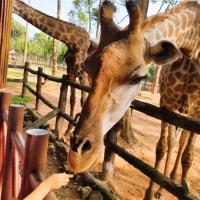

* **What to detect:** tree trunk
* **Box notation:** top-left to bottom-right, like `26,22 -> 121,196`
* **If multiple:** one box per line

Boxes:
120,109 -> 137,144
88,1 -> 91,33
51,0 -> 61,76
51,39 -> 57,76
95,0 -> 102,38
119,0 -> 149,144
151,65 -> 161,94
23,0 -> 30,64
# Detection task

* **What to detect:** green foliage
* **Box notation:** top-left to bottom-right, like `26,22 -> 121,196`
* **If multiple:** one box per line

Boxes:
11,19 -> 25,38
147,64 -> 156,82
57,43 -> 68,63
7,69 -> 23,78
68,7 -> 89,27
28,32 -> 53,59
10,19 -> 26,53
68,0 -> 98,32
11,95 -> 32,105
10,18 -> 67,63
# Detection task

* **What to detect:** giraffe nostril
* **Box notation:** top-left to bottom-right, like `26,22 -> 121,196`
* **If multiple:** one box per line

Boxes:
82,140 -> 92,153
77,138 -> 92,155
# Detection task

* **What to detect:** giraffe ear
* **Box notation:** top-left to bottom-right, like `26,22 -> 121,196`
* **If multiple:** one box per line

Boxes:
145,40 -> 183,65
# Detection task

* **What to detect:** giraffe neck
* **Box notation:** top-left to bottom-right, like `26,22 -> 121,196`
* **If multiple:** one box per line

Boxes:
141,1 -> 200,58
13,0 -> 89,49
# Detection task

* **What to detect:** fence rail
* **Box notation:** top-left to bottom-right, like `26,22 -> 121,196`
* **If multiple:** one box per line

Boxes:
105,131 -> 199,200
7,62 -> 200,200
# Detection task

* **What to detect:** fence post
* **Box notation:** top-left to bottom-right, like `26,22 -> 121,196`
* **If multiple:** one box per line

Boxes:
19,129 -> 49,199
1,104 -> 24,200
0,92 -> 11,195
35,67 -> 43,111
21,62 -> 29,97
0,0 -> 13,89
102,123 -> 120,181
55,75 -> 68,138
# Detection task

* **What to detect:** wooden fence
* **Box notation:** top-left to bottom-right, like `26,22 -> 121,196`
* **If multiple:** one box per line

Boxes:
0,92 -> 58,199
6,62 -> 200,200
20,62 -> 88,135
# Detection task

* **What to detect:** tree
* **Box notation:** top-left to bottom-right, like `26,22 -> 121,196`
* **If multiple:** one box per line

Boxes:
23,0 -> 31,64
10,19 -> 26,54
28,32 -> 53,58
68,0 -> 98,34
52,0 -> 61,76
95,0 -> 102,38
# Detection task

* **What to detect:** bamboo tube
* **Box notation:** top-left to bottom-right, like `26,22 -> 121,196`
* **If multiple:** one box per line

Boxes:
19,129 -> 49,199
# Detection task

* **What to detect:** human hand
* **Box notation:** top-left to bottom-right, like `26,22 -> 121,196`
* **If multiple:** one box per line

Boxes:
45,173 -> 73,190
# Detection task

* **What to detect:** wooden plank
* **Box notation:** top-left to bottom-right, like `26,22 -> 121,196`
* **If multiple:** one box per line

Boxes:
8,64 -> 24,69
40,72 -> 62,83
25,83 -> 76,126
109,138 -> 199,200
131,100 -> 200,134
80,172 -> 118,200
27,67 -> 38,75
24,109 -> 59,131
7,78 -> 23,83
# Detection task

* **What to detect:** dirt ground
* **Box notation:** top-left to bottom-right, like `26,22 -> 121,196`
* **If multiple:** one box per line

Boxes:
7,81 -> 200,200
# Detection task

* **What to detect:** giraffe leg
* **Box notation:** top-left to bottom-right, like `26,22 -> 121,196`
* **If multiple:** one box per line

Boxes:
170,130 -> 189,182
156,124 -> 176,199
181,132 -> 197,192
143,122 -> 168,200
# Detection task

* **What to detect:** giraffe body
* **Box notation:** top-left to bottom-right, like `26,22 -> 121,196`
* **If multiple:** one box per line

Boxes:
144,55 -> 200,200
142,2 -> 200,198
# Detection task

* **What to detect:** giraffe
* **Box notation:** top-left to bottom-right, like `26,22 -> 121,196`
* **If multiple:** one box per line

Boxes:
13,0 -> 90,133
68,0 -> 183,171
68,0 -> 199,192
144,55 -> 200,200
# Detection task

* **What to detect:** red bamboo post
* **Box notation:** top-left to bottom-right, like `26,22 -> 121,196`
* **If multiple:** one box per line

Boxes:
19,129 -> 49,200
0,91 -> 11,195
1,104 -> 24,200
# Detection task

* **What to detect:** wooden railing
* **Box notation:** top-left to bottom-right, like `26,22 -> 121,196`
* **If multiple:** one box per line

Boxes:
0,92 -> 57,200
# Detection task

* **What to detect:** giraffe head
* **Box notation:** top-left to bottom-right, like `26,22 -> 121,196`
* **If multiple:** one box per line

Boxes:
68,0 -> 182,173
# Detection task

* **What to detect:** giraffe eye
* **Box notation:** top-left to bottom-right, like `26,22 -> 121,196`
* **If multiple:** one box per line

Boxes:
128,74 -> 147,85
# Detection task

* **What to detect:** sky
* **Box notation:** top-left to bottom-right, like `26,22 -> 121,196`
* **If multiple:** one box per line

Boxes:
13,0 -> 173,39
